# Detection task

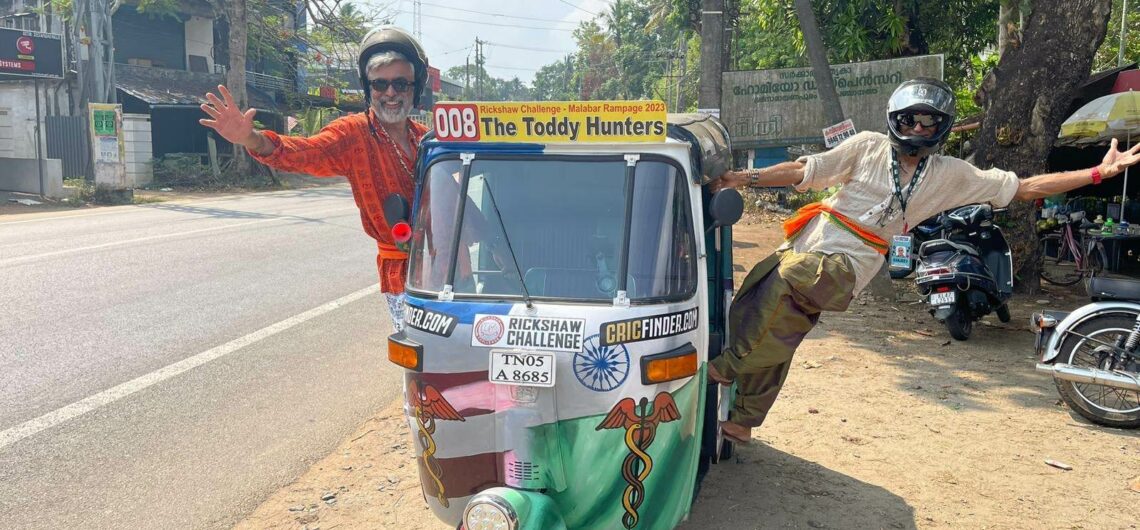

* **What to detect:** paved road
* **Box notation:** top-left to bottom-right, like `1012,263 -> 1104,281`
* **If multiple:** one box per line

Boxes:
0,187 -> 405,529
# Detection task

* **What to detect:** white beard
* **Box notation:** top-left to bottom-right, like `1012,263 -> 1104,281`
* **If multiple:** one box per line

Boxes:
374,99 -> 411,125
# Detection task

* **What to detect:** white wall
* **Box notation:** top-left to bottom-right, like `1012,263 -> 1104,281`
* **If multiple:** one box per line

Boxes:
185,16 -> 214,72
0,81 -> 65,159
123,113 -> 153,187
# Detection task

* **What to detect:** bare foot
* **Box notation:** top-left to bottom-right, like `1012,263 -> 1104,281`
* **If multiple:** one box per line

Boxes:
708,363 -> 733,385
721,421 -> 752,444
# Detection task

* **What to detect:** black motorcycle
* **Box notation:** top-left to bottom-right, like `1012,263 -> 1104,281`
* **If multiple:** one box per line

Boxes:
914,204 -> 1013,340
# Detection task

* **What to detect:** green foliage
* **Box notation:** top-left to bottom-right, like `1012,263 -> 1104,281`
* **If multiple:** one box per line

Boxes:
1093,0 -> 1140,71
152,154 -> 275,189
954,52 -> 999,118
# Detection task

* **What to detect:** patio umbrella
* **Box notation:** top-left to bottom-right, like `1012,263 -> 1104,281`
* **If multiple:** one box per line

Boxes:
1058,90 -> 1140,221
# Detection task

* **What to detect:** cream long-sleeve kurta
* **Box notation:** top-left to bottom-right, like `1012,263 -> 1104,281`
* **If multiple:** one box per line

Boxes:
784,131 -> 1021,294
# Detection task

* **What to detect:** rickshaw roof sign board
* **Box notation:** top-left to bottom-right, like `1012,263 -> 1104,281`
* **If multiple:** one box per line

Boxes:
431,101 -> 667,143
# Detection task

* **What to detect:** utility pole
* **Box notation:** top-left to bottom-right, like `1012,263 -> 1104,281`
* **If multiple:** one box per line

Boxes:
465,56 -> 470,99
698,0 -> 724,113
475,37 -> 484,100
1120,0 -> 1130,67
413,0 -> 422,42
794,0 -> 844,126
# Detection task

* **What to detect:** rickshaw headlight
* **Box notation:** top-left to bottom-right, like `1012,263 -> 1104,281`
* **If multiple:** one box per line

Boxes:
463,493 -> 517,530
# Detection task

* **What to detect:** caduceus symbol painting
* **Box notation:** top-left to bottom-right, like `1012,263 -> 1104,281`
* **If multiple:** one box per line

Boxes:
596,392 -> 681,529
407,380 -> 465,507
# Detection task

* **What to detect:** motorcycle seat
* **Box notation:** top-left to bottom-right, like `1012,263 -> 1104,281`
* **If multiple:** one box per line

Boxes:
918,239 -> 979,258
1087,276 -> 1140,301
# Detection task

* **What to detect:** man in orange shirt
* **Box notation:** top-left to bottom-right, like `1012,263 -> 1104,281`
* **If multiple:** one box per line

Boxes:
199,27 -> 430,331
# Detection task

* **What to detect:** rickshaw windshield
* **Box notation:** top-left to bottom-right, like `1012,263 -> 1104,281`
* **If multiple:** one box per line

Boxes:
406,156 -> 697,303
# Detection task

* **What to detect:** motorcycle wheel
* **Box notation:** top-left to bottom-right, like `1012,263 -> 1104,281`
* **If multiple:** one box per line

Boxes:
1054,314 -> 1140,428
996,304 -> 1011,323
946,307 -> 973,341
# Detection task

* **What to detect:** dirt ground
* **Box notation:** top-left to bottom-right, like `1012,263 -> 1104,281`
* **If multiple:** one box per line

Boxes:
234,214 -> 1140,530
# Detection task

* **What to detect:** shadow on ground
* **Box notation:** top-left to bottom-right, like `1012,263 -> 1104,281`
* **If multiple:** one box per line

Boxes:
683,443 -> 916,530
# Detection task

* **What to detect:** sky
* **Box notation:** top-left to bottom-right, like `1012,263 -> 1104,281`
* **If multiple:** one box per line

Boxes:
366,0 -> 614,86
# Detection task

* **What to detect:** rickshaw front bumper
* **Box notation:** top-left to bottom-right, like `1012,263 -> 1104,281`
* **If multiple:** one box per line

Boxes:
460,487 -> 567,530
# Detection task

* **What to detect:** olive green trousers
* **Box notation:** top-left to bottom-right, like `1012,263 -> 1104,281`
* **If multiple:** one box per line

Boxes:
709,250 -> 857,427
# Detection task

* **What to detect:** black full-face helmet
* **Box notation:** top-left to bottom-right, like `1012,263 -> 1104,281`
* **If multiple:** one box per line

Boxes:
357,26 -> 429,108
886,77 -> 956,157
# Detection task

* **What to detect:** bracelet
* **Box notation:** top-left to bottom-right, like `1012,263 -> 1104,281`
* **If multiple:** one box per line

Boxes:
748,169 -> 761,188
1091,166 -> 1103,185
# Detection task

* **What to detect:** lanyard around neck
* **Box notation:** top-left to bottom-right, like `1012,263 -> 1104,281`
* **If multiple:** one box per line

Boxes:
889,149 -> 928,215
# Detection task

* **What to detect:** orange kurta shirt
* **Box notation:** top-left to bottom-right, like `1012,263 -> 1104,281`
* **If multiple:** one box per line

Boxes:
251,110 -> 428,294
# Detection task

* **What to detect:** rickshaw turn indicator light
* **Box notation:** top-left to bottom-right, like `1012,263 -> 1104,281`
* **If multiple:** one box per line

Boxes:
391,221 -> 412,243
641,343 -> 699,384
388,333 -> 423,371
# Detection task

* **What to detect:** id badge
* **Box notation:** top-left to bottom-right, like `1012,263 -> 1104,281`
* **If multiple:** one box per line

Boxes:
889,235 -> 913,269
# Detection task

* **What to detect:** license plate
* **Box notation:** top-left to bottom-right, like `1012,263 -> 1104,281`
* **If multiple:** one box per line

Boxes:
930,291 -> 956,305
489,351 -> 555,387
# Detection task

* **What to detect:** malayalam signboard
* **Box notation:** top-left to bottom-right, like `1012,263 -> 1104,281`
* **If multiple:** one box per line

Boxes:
0,28 -> 64,79
722,55 -> 943,148
431,101 -> 667,143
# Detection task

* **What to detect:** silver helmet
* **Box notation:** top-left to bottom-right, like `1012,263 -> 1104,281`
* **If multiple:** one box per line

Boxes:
886,77 -> 956,157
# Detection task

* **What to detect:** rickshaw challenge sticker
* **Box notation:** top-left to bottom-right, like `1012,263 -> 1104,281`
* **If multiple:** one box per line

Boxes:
471,314 -> 586,352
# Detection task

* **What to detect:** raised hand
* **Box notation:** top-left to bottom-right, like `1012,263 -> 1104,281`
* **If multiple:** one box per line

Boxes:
199,85 -> 257,146
1100,137 -> 1140,178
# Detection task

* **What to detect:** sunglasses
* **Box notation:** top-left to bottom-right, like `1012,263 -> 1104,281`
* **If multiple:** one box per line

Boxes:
368,77 -> 413,94
897,112 -> 944,128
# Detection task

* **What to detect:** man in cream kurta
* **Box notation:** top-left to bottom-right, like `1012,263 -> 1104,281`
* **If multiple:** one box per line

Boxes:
707,78 -> 1140,444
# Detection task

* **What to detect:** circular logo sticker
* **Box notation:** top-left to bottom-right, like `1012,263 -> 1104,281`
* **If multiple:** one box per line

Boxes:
16,36 -> 34,55
474,316 -> 505,345
573,334 -> 630,392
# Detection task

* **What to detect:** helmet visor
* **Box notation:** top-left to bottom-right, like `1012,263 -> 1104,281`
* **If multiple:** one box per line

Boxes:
895,112 -> 945,129
887,83 -> 955,116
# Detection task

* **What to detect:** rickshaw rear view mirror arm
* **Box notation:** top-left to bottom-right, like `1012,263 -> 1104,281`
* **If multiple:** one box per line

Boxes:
709,188 -> 744,229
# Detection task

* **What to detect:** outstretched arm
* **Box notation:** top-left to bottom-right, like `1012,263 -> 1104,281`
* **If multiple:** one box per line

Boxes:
1014,138 -> 1140,201
707,161 -> 806,192
199,85 -> 274,156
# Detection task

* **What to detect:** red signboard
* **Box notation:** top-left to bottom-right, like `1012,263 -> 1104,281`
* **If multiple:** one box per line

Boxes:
0,28 -> 63,79
428,66 -> 441,92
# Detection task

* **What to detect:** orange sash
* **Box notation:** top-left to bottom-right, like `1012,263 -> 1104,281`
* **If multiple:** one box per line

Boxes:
783,202 -> 888,255
377,242 -> 409,260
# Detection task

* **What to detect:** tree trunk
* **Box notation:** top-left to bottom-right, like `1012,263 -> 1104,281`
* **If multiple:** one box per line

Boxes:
793,0 -> 844,126
222,0 -> 252,177
973,0 -> 1113,295
997,0 -> 1020,56
698,0 -> 724,110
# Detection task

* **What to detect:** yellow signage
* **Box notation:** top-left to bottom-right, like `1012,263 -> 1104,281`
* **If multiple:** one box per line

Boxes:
431,101 -> 667,143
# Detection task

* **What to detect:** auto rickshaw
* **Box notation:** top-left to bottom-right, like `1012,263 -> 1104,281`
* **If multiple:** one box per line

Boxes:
386,100 -> 742,529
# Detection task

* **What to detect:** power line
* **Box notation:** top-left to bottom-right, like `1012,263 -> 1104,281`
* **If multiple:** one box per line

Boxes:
395,10 -> 575,32
417,1 -> 578,25
559,0 -> 598,16
483,41 -> 574,54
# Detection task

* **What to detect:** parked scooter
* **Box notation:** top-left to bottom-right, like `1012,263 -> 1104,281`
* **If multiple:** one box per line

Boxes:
914,204 -> 1013,340
1032,277 -> 1140,428
887,216 -> 943,279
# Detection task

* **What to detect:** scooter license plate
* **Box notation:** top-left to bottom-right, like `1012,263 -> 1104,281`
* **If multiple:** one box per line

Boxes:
930,291 -> 956,305
489,350 -> 556,388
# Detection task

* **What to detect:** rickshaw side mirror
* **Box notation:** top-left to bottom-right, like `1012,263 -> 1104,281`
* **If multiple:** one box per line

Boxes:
383,194 -> 409,224
709,188 -> 744,228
